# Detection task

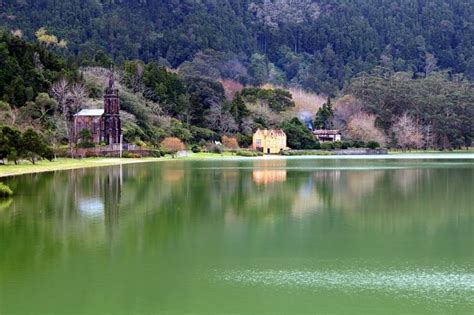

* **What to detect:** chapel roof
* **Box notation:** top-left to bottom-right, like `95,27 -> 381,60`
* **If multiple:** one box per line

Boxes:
74,109 -> 105,116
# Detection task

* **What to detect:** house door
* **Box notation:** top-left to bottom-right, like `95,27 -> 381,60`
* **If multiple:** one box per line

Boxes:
267,148 -> 271,154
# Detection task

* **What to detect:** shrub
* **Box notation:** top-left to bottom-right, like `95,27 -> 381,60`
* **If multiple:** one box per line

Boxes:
320,142 -> 335,150
0,183 -> 13,197
236,150 -> 263,157
341,141 -> 352,149
84,149 -> 99,158
333,141 -> 343,149
190,126 -> 216,142
191,145 -> 201,153
221,135 -> 239,150
149,149 -> 163,158
353,140 -> 366,148
134,140 -> 147,147
122,151 -> 142,158
367,141 -> 380,149
208,144 -> 223,154
236,133 -> 252,147
77,142 -> 95,148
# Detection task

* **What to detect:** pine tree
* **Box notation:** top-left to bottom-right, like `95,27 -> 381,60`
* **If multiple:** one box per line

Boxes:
230,93 -> 249,124
314,97 -> 334,130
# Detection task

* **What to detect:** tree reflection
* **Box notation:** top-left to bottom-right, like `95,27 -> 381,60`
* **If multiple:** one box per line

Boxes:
1,159 -> 473,281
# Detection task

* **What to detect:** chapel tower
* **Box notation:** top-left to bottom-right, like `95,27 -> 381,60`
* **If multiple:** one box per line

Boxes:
102,71 -> 121,144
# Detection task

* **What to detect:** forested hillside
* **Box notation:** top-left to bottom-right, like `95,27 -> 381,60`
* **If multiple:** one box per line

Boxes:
0,1 -> 472,154
2,0 -> 474,94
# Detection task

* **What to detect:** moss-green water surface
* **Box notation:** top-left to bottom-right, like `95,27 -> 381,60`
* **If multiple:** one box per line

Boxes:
0,155 -> 473,314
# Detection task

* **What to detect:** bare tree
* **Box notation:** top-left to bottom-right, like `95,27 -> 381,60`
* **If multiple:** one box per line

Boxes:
333,95 -> 364,137
50,78 -> 89,156
424,53 -> 438,76
347,113 -> 387,146
33,52 -> 44,71
241,117 -> 256,135
68,82 -> 88,114
220,79 -> 244,100
50,78 -> 69,114
247,101 -> 283,128
205,103 -> 238,134
392,113 -> 424,150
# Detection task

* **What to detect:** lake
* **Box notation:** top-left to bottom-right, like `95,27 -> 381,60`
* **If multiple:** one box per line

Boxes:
0,154 -> 473,314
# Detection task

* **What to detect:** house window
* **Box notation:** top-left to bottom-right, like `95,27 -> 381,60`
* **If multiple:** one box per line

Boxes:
256,139 -> 261,146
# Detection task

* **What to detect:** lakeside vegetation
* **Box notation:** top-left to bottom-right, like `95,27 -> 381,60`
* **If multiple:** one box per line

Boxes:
0,182 -> 12,196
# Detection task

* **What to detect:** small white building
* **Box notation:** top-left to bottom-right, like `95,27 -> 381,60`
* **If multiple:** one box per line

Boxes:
313,130 -> 342,142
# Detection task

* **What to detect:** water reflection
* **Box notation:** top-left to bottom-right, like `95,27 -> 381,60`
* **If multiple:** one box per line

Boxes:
72,165 -> 123,238
0,158 -> 473,314
78,197 -> 104,217
290,176 -> 323,218
252,159 -> 287,185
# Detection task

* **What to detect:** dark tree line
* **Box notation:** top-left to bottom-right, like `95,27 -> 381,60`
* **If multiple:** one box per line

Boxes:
2,0 -> 474,94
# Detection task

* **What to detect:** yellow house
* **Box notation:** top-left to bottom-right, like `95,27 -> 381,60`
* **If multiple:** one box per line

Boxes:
252,129 -> 287,154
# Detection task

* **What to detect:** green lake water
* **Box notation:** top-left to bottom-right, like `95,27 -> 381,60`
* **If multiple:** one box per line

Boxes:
0,154 -> 473,314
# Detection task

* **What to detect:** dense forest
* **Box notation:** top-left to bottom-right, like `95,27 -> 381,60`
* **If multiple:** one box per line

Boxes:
2,0 -> 474,95
0,0 -> 473,156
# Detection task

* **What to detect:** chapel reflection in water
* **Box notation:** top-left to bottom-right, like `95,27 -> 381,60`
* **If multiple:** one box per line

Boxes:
71,165 -> 123,241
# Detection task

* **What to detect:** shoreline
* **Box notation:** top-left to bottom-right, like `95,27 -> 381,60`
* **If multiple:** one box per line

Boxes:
0,151 -> 473,178
0,157 -> 164,178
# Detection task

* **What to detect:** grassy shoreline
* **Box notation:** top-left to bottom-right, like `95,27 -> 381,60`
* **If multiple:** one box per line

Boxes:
0,150 -> 473,178
0,153 -> 241,177
0,157 -> 164,178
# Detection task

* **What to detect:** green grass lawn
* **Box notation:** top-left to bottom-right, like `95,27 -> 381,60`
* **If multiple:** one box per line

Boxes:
0,153 -> 240,177
0,157 -> 163,177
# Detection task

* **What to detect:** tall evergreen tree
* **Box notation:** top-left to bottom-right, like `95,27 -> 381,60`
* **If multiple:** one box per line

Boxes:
314,97 -> 334,130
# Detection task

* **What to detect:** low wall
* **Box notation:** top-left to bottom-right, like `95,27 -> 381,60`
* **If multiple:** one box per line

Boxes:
286,148 -> 388,155
73,145 -> 154,158
333,148 -> 388,155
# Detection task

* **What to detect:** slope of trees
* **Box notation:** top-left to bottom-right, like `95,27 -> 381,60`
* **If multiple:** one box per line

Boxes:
0,32 -> 75,107
2,0 -> 474,94
346,70 -> 474,149
0,33 -> 472,153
